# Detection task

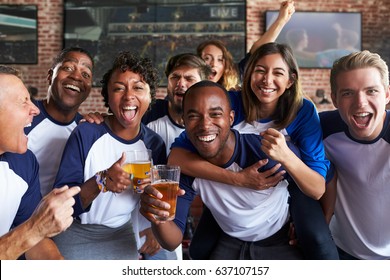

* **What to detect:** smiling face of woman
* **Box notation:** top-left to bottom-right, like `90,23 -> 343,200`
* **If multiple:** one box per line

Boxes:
107,69 -> 151,140
250,53 -> 293,115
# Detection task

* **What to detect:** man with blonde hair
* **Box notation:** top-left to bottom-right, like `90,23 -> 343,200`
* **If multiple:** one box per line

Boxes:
320,50 -> 390,259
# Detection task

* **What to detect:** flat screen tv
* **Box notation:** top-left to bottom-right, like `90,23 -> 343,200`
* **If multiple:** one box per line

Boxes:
0,5 -> 38,64
64,0 -> 246,86
265,11 -> 362,68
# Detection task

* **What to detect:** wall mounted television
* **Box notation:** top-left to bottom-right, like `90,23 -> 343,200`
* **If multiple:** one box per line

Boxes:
265,11 -> 362,68
64,0 -> 246,86
0,5 -> 38,64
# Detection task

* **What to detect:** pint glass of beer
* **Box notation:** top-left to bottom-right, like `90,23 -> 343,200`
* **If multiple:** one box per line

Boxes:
122,149 -> 152,191
151,165 -> 180,221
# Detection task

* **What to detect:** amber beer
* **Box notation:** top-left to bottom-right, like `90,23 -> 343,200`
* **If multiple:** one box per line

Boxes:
151,165 -> 181,221
124,149 -> 152,190
122,161 -> 151,187
152,180 -> 179,221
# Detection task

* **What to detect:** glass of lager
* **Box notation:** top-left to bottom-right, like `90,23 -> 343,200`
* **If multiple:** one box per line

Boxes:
151,165 -> 180,221
122,149 -> 152,191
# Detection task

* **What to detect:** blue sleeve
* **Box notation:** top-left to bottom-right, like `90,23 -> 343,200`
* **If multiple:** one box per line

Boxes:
142,99 -> 168,125
325,162 -> 336,184
228,90 -> 246,126
75,112 -> 84,124
150,142 -> 167,165
287,99 -> 330,179
319,110 -> 346,139
173,174 -> 197,234
53,125 -> 90,216
170,130 -> 197,153
11,151 -> 42,228
142,125 -> 167,165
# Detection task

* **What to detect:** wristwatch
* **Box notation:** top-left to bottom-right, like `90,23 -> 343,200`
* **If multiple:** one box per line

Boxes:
95,170 -> 108,192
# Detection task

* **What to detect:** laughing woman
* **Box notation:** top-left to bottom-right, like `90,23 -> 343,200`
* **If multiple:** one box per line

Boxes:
52,52 -> 166,259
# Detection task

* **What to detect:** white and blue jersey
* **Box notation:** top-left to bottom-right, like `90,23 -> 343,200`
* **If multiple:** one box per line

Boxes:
173,130 -> 299,242
174,93 -> 329,179
230,92 -> 329,179
24,99 -> 83,196
320,110 -> 390,259
54,122 -> 166,228
0,151 -> 41,236
142,99 -> 184,155
141,99 -> 184,259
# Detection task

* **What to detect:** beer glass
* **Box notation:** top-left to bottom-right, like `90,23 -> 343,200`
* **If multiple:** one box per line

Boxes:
122,149 -> 152,191
151,165 -> 180,221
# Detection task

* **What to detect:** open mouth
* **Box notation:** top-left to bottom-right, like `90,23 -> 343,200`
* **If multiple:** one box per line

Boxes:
208,70 -> 217,81
64,84 -> 81,93
175,91 -> 185,98
123,105 -> 137,121
353,112 -> 372,128
197,134 -> 217,142
24,122 -> 32,138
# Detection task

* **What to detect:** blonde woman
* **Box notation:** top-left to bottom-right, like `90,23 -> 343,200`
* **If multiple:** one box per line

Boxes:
197,1 -> 295,90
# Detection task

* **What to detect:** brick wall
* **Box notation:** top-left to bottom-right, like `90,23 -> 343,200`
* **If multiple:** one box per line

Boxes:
246,0 -> 390,111
4,0 -> 390,113
2,0 -> 107,114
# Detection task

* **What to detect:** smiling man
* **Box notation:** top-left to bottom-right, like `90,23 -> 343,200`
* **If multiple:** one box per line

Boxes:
139,53 -> 210,260
320,50 -> 390,260
0,65 -> 80,260
24,47 -> 94,196
140,80 -> 303,260
142,53 -> 211,156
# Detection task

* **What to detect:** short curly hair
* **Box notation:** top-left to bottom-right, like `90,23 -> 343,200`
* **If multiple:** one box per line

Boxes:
100,51 -> 159,109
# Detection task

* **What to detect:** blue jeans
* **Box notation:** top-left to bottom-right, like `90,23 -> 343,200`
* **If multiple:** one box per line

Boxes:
143,248 -> 178,260
288,181 -> 339,259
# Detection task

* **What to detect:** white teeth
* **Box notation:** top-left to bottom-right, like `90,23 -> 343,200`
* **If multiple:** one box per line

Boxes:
64,84 -> 80,92
261,88 -> 275,93
25,123 -> 31,128
355,112 -> 370,117
123,106 -> 137,110
198,135 -> 216,142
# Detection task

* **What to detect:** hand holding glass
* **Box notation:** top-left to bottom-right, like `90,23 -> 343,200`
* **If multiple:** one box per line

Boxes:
151,165 -> 180,221
122,150 -> 152,191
